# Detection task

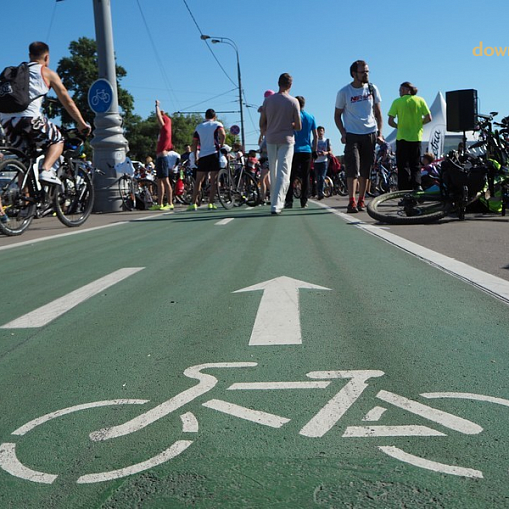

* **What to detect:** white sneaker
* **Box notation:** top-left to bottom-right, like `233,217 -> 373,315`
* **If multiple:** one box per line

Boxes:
39,169 -> 62,186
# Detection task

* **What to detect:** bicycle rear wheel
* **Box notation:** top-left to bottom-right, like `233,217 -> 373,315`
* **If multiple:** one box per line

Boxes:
137,178 -> 157,209
118,175 -> 136,211
293,177 -> 302,199
323,176 -> 333,198
367,190 -> 450,224
334,172 -> 348,196
238,172 -> 260,207
217,168 -> 234,209
0,158 -> 36,236
54,165 -> 94,227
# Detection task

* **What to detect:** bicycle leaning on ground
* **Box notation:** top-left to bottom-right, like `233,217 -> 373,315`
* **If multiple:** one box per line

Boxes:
367,112 -> 509,224
0,127 -> 95,236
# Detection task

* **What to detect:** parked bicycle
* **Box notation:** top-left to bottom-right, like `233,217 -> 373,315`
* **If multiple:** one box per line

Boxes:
367,113 -> 509,224
1,361 -> 506,484
217,161 -> 260,209
367,155 -> 398,197
0,128 -> 94,236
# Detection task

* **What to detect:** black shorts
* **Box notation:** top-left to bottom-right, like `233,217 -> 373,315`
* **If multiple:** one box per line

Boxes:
344,132 -> 376,179
197,153 -> 220,173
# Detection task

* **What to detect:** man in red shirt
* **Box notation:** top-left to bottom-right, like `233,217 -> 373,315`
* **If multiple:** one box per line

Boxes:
151,100 -> 174,211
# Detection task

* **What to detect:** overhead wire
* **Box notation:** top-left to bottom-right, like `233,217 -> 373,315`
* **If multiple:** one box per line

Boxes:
135,0 -> 180,111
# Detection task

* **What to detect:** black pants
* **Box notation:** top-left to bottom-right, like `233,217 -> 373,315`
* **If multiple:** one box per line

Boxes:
286,152 -> 312,207
396,140 -> 421,190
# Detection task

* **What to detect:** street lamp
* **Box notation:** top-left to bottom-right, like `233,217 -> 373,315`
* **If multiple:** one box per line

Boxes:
201,34 -> 245,148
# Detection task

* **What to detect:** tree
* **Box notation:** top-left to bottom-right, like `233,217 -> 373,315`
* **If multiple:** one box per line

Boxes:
51,37 -> 134,126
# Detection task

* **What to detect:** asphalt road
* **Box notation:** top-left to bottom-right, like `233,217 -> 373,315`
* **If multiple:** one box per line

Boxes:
1,196 -> 509,507
2,194 -> 509,282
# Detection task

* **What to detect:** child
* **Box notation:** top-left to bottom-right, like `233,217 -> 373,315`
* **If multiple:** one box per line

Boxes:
246,149 -> 259,174
421,152 -> 440,191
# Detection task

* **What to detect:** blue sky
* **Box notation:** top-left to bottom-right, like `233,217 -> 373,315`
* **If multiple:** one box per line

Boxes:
1,0 -> 508,153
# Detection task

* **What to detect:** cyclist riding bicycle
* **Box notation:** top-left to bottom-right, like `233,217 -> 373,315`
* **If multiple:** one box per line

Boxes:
0,41 -> 90,186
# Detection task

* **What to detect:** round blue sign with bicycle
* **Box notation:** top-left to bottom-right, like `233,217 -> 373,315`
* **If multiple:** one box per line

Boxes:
88,79 -> 114,114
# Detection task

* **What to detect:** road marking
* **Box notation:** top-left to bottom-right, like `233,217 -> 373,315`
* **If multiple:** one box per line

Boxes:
0,443 -> 58,484
202,399 -> 290,428
215,218 -> 234,225
228,381 -> 331,390
343,425 -> 446,437
233,276 -> 331,345
378,446 -> 484,478
314,200 -> 509,305
76,441 -> 194,484
0,268 -> 145,329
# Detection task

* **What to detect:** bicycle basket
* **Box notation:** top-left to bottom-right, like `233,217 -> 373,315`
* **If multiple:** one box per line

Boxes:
441,157 -> 488,196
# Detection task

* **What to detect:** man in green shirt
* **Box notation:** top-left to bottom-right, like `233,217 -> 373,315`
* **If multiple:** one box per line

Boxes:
388,82 -> 432,190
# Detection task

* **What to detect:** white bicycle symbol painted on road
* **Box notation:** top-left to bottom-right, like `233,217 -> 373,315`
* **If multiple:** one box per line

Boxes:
1,362 -> 508,484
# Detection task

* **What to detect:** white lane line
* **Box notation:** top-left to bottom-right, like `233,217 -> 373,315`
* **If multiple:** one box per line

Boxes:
1,268 -> 145,329
313,200 -> 509,305
215,218 -> 234,225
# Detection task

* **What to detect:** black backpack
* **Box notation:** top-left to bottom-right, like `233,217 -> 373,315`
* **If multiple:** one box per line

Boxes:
0,62 -> 39,114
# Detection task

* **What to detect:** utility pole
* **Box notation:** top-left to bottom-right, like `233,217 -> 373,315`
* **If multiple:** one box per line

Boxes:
91,0 -> 129,212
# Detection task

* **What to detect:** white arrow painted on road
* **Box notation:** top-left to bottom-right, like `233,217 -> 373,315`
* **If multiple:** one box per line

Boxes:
233,276 -> 331,346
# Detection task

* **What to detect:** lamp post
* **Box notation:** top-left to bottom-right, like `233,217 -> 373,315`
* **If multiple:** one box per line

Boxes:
200,35 -> 245,149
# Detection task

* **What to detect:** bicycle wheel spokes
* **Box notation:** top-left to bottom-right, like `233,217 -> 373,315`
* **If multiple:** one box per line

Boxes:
118,175 -> 135,210
239,173 -> 260,207
54,168 -> 94,227
217,169 -> 234,209
0,158 -> 35,236
367,190 -> 449,225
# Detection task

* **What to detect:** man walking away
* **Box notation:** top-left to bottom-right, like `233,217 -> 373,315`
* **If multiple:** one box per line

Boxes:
259,73 -> 302,215
285,96 -> 317,209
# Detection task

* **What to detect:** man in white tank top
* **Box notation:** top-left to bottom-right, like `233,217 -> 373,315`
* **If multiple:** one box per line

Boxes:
0,41 -> 90,184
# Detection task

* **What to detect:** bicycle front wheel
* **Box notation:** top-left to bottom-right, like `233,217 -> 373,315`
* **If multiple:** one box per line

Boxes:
238,172 -> 260,207
293,177 -> 302,199
54,166 -> 94,227
323,176 -> 333,198
217,168 -> 234,209
118,175 -> 136,211
367,190 -> 449,225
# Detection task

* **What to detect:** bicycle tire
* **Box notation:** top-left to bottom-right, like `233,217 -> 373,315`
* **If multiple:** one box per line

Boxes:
239,172 -> 260,207
217,168 -> 234,209
367,190 -> 449,225
118,175 -> 136,211
293,177 -> 302,199
54,165 -> 94,227
335,172 -> 348,196
0,158 -> 36,236
323,176 -> 333,198
174,175 -> 195,205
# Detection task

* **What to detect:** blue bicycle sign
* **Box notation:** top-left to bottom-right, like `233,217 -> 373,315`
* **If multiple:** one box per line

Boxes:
88,79 -> 114,114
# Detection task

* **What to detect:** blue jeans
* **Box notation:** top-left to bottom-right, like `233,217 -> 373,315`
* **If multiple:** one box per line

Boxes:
315,161 -> 328,198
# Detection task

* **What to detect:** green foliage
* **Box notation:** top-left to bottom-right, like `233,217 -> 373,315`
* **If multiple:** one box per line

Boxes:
52,37 -> 134,126
50,37 -> 239,161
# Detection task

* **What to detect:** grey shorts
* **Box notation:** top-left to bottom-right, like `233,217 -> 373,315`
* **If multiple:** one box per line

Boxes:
344,132 -> 376,179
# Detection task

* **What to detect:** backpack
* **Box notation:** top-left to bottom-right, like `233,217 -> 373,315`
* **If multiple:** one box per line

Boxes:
0,62 -> 39,114
328,154 -> 341,174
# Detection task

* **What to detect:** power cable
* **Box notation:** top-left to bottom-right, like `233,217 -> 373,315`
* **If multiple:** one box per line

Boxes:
135,0 -> 180,110
181,0 -> 236,87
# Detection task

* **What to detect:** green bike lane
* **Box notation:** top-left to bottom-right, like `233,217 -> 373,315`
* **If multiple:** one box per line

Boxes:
0,205 -> 509,508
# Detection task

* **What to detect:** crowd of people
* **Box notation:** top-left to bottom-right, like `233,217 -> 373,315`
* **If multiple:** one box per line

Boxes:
0,43 -> 434,222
